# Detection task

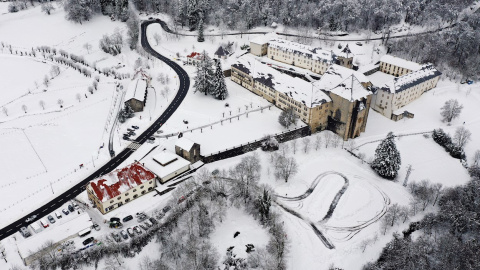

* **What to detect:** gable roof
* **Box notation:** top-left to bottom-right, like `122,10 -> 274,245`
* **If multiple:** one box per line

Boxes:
379,64 -> 442,94
327,75 -> 371,101
89,163 -> 156,202
125,79 -> 147,102
269,39 -> 334,63
337,44 -> 353,58
176,137 -> 195,151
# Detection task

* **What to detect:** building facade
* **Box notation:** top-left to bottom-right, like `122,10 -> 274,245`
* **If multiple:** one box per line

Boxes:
125,79 -> 147,112
175,138 -> 201,163
379,55 -> 421,77
87,163 -> 157,214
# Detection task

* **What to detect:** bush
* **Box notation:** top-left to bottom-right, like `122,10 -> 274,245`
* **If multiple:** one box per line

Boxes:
432,129 -> 466,160
8,3 -> 19,13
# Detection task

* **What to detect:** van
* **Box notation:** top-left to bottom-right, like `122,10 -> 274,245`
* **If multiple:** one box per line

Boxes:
19,227 -> 31,238
55,211 -> 62,219
40,218 -> 49,228
30,222 -> 42,233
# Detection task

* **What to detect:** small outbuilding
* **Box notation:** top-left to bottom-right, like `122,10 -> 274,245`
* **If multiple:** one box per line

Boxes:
125,79 -> 148,112
175,138 -> 201,163
143,151 -> 191,184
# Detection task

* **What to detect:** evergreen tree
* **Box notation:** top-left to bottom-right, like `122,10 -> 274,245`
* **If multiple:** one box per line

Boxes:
278,108 -> 297,129
371,132 -> 401,180
211,60 -> 228,100
197,17 -> 205,42
193,51 -> 213,95
126,8 -> 140,50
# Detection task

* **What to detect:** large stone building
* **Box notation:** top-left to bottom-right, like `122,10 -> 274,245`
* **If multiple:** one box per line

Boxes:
87,162 -> 157,214
370,63 -> 442,120
231,56 -> 372,140
379,55 -> 421,77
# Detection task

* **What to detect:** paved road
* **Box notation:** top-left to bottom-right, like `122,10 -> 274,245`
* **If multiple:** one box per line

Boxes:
0,20 -> 190,241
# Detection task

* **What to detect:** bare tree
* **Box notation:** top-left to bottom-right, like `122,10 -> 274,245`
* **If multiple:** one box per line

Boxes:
157,73 -> 166,84
76,93 -> 81,102
453,126 -> 471,148
88,86 -> 94,94
409,197 -> 421,216
2,107 -> 8,116
314,134 -> 322,151
302,137 -> 310,153
50,65 -> 60,78
229,153 -> 262,203
93,80 -> 98,90
153,32 -> 162,45
57,99 -> 64,108
43,75 -> 50,87
345,140 -> 357,151
290,139 -> 298,154
380,212 -> 392,235
22,104 -> 27,113
273,154 -> 299,182
83,42 -> 92,54
387,203 -> 400,226
431,183 -> 443,206
41,2 -> 55,15
473,150 -> 480,166
440,99 -> 463,123
398,205 -> 410,223
332,134 -> 341,148
324,132 -> 333,148
39,100 -> 45,110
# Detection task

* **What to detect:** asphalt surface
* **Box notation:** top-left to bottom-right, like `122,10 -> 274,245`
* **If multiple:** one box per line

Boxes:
0,20 -> 190,241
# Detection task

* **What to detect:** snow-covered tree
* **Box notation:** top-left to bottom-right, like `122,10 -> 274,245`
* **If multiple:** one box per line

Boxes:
278,108 -> 297,129
41,2 -> 55,15
273,153 -> 298,182
453,126 -> 471,149
197,17 -> 205,42
371,132 -> 401,179
64,0 -> 94,24
440,99 -> 463,123
210,60 -> 228,100
126,8 -> 140,50
193,51 -> 213,95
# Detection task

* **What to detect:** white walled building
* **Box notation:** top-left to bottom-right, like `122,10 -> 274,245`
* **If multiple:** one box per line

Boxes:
143,151 -> 191,184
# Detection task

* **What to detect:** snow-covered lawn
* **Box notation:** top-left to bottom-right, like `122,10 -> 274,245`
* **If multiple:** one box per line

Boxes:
210,207 -> 270,265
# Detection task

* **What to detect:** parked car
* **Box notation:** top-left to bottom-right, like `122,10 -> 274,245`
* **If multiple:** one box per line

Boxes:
148,136 -> 155,141
120,230 -> 129,240
355,42 -> 363,46
133,226 -> 142,235
123,215 -> 133,222
149,217 -> 158,224
111,232 -> 121,242
139,224 -> 149,231
129,132 -> 136,136
127,228 -> 135,237
136,212 -> 148,222
62,209 -> 69,215
40,218 -> 49,228
162,205 -> 171,214
25,214 -> 38,223
132,125 -> 139,129
144,220 -> 153,227
92,223 -> 101,231
72,201 -> 79,210
156,212 -> 165,220
127,128 -> 133,132
110,217 -> 121,223
82,237 -> 94,245
178,196 -> 186,204
123,136 -> 130,141
55,211 -> 62,219
19,227 -> 31,238
68,204 -> 75,212
47,215 -> 55,224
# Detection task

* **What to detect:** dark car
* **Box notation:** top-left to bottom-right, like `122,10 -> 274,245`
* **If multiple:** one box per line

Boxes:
148,136 -> 155,141
120,230 -> 129,239
82,237 -> 94,245
47,215 -> 55,224
162,205 -> 171,214
110,217 -> 121,223
356,42 -> 363,46
139,224 -> 149,231
156,212 -> 165,220
111,233 -> 121,242
123,136 -> 130,141
123,215 -> 133,222
62,209 -> 69,215
127,128 -> 134,132
68,205 -> 74,212
149,217 -> 157,224
132,125 -> 139,129
129,132 -> 136,136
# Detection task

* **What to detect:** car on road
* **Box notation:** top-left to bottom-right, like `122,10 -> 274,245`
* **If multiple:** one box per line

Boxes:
132,125 -> 139,129
162,205 -> 171,214
148,136 -> 155,141
123,215 -> 133,222
134,226 -> 142,235
127,228 -> 135,237
25,214 -> 38,223
47,215 -> 55,224
82,237 -> 94,245
62,209 -> 69,215
92,223 -> 101,231
19,227 -> 31,238
120,230 -> 129,240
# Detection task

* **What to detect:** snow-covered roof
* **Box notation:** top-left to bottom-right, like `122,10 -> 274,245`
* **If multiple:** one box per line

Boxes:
125,79 -> 147,102
336,44 -> 354,58
176,137 -> 196,151
268,39 -> 334,63
315,64 -> 370,90
250,32 -> 278,45
232,55 -> 331,108
89,163 -> 156,202
380,55 -> 421,71
143,151 -> 191,179
327,75 -> 372,101
215,46 -> 229,57
358,64 -> 379,74
379,64 -> 442,94
17,213 -> 93,259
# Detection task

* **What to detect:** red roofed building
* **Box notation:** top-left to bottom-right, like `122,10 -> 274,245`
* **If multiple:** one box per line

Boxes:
187,52 -> 204,66
86,162 -> 157,214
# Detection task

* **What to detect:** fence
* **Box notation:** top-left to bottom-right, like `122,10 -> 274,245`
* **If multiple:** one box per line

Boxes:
353,130 -> 433,150
201,125 -> 311,163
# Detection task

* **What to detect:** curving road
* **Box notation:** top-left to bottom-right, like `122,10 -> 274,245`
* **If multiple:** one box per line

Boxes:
0,20 -> 190,241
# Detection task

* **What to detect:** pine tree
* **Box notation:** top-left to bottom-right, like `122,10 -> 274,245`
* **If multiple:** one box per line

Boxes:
211,60 -> 228,100
197,17 -> 205,42
371,132 -> 401,180
193,51 -> 213,95
278,108 -> 297,128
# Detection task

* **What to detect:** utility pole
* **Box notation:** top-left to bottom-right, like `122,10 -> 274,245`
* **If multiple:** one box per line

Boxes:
403,164 -> 413,187
50,181 -> 54,194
